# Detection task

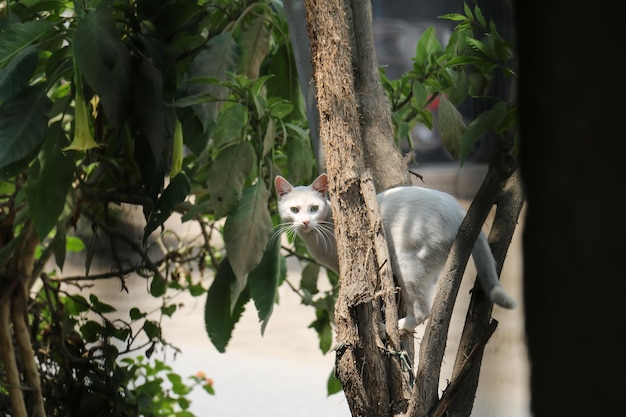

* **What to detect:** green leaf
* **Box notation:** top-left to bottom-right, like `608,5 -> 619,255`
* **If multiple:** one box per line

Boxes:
64,295 -> 90,315
459,101 -> 507,163
248,237 -> 283,335
26,123 -> 74,240
80,320 -> 103,343
130,307 -> 147,320
161,304 -> 177,317
223,181 -> 273,309
266,44 -> 304,121
206,142 -> 256,218
413,26 -> 439,74
211,104 -> 248,149
237,14 -> 270,80
0,20 -> 54,68
286,135 -> 314,185
89,294 -> 116,314
0,85 -> 52,171
188,33 -> 237,131
204,259 -> 250,352
144,172 -> 192,242
301,262 -> 320,295
143,320 -> 161,340
437,94 -> 466,159
0,45 -> 38,103
150,274 -> 167,297
327,369 -> 343,396
269,102 -> 293,119
73,8 -> 131,130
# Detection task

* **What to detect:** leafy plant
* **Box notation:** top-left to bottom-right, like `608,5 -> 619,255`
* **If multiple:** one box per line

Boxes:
381,1 -> 517,163
0,0 -> 518,414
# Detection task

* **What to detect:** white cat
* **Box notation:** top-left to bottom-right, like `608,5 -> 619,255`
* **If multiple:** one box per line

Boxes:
274,173 -> 515,333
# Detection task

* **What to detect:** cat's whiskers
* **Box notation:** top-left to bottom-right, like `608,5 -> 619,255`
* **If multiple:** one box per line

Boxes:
313,220 -> 336,252
270,222 -> 298,246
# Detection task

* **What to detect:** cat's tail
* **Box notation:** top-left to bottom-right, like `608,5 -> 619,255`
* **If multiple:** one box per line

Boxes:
473,232 -> 516,309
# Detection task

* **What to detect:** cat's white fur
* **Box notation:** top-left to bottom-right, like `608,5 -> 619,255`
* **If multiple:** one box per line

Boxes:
274,173 -> 515,333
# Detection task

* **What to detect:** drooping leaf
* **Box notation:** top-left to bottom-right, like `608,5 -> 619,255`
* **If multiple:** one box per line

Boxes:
248,236 -> 284,334
211,103 -> 248,149
188,33 -> 237,132
237,14 -> 270,80
327,369 -> 343,396
0,84 -> 52,171
437,94 -> 466,159
0,45 -> 38,103
206,142 -> 256,218
26,123 -> 74,240
286,135 -> 314,185
223,181 -> 273,309
0,20 -> 54,68
73,8 -> 131,130
459,101 -> 507,163
144,171 -> 192,242
204,259 -> 250,352
266,44 -> 304,121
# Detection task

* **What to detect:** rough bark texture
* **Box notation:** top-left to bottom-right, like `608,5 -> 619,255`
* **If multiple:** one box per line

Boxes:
0,224 -> 45,417
445,173 -> 525,417
303,0 -> 411,415
408,140 -> 519,417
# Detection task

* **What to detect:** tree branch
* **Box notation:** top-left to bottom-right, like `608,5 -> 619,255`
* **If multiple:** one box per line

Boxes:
408,141 -> 517,417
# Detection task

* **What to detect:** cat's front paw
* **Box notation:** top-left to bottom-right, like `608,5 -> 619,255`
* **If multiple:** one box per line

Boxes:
398,316 -> 418,333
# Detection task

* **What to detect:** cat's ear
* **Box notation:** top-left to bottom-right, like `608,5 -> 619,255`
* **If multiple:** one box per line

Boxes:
274,176 -> 293,199
311,174 -> 327,195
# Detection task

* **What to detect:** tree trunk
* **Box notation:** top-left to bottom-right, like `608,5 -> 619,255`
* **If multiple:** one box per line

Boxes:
303,0 -> 411,415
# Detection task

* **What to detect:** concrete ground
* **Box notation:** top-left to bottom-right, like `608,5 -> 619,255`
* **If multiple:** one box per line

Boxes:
89,162 -> 531,417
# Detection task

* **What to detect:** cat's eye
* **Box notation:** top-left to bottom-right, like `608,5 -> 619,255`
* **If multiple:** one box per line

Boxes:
310,205 -> 319,213
290,207 -> 299,214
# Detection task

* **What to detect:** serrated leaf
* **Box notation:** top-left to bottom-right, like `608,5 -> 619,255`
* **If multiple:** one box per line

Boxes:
237,14 -> 270,80
248,237 -> 282,335
204,259 -> 250,352
0,85 -> 52,171
144,172 -> 191,242
459,101 -> 507,163
437,94 -> 465,159
206,142 -> 256,218
223,181 -> 273,309
26,123 -> 74,240
0,20 -> 54,68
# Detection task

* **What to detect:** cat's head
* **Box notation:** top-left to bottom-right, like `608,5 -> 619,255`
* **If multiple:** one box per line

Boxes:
274,174 -> 332,235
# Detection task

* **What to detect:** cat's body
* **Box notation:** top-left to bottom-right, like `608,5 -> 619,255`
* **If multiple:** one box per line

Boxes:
274,174 -> 515,333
